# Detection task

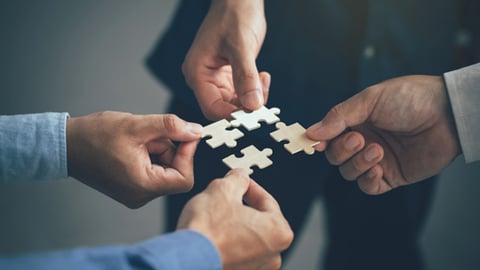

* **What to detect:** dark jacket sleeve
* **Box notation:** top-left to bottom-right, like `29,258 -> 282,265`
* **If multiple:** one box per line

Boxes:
145,0 -> 210,106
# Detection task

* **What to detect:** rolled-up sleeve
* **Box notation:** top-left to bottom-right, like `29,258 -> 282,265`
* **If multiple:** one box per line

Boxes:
0,112 -> 69,182
444,63 -> 480,163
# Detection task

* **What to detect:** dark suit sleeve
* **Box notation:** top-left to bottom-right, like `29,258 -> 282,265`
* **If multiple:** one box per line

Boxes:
145,0 -> 210,105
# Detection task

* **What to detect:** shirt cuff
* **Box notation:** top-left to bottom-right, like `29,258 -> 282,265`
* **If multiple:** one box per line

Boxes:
444,63 -> 480,163
0,112 -> 70,182
128,230 -> 222,270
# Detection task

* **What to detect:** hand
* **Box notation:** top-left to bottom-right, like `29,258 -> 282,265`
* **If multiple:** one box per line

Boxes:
66,111 -> 202,208
177,169 -> 293,270
182,0 -> 271,120
306,75 -> 461,195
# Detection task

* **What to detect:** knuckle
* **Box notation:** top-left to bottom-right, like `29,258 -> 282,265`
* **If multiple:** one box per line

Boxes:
162,114 -> 181,132
339,166 -> 355,181
178,177 -> 195,193
350,157 -> 364,174
269,217 -> 294,250
325,149 -> 341,165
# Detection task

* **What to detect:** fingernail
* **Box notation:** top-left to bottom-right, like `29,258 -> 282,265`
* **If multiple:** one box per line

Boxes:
225,168 -> 250,177
308,121 -> 325,134
344,135 -> 360,150
242,91 -> 263,109
187,122 -> 204,136
364,147 -> 379,162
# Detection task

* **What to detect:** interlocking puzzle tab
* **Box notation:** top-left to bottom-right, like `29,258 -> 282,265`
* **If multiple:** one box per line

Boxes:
202,119 -> 244,148
230,106 -> 281,131
270,122 -> 320,155
222,145 -> 273,175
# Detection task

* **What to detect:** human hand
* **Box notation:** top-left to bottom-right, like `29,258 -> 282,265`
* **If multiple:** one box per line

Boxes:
177,169 -> 293,270
182,0 -> 271,120
306,76 -> 461,195
66,111 -> 202,208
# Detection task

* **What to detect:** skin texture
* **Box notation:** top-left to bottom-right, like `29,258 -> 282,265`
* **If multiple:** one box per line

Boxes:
182,0 -> 270,120
177,169 -> 294,270
66,111 -> 202,208
306,75 -> 462,195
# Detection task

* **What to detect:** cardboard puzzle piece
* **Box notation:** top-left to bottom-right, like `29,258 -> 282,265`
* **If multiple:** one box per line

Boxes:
222,145 -> 273,175
202,119 -> 244,148
270,122 -> 320,155
230,106 -> 281,131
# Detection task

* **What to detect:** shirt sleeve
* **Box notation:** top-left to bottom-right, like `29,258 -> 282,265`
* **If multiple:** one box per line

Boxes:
0,113 -> 69,182
0,230 -> 222,270
444,63 -> 480,163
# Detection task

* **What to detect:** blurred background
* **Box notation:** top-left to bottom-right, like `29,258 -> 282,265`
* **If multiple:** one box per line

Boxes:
0,1 -> 479,269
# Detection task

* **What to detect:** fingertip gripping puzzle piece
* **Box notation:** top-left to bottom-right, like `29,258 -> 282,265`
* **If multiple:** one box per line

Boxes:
270,122 -> 320,155
202,119 -> 244,148
222,145 -> 273,175
230,106 -> 281,131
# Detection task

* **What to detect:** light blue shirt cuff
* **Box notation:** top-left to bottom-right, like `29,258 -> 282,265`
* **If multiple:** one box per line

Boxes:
0,230 -> 222,270
130,229 -> 222,270
0,112 -> 69,182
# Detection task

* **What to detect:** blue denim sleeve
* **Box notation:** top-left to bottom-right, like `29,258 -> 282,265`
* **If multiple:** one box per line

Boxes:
0,230 -> 222,270
0,113 -> 69,182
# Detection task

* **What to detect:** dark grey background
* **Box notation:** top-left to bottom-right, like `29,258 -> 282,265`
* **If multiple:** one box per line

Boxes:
1,1 -> 479,269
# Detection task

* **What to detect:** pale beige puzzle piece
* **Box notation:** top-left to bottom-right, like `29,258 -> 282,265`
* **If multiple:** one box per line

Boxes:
230,106 -> 281,131
222,145 -> 273,175
202,119 -> 244,148
270,122 -> 320,155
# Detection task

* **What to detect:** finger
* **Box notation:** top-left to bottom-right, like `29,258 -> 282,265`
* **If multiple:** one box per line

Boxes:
306,88 -> 379,141
243,179 -> 281,213
230,50 -> 264,110
357,165 -> 393,195
259,255 -> 282,270
195,83 -> 240,120
259,71 -> 271,105
206,168 -> 252,199
134,114 -> 203,142
325,131 -> 365,165
146,139 -> 176,165
338,143 -> 384,181
149,140 -> 200,194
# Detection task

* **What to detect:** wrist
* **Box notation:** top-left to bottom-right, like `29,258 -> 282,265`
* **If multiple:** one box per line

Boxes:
66,116 -> 82,179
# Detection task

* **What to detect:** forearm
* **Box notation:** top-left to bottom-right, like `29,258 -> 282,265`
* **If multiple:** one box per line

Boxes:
0,230 -> 221,270
444,63 -> 480,162
0,113 -> 69,182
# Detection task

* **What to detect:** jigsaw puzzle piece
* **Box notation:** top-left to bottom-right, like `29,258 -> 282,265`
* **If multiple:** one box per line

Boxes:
230,106 -> 281,131
222,145 -> 273,175
202,119 -> 244,148
270,122 -> 320,155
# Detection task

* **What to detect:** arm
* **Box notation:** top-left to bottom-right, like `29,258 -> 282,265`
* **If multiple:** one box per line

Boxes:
0,230 -> 221,270
1,169 -> 293,270
182,0 -> 270,120
444,63 -> 480,162
306,75 -> 461,195
0,111 -> 203,208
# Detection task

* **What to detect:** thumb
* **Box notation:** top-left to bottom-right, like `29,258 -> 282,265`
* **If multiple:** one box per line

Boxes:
206,168 -> 252,200
230,50 -> 264,111
135,114 -> 204,142
306,89 -> 378,141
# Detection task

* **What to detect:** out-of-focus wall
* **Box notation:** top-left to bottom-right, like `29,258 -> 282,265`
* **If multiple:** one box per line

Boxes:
1,1 -> 479,269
